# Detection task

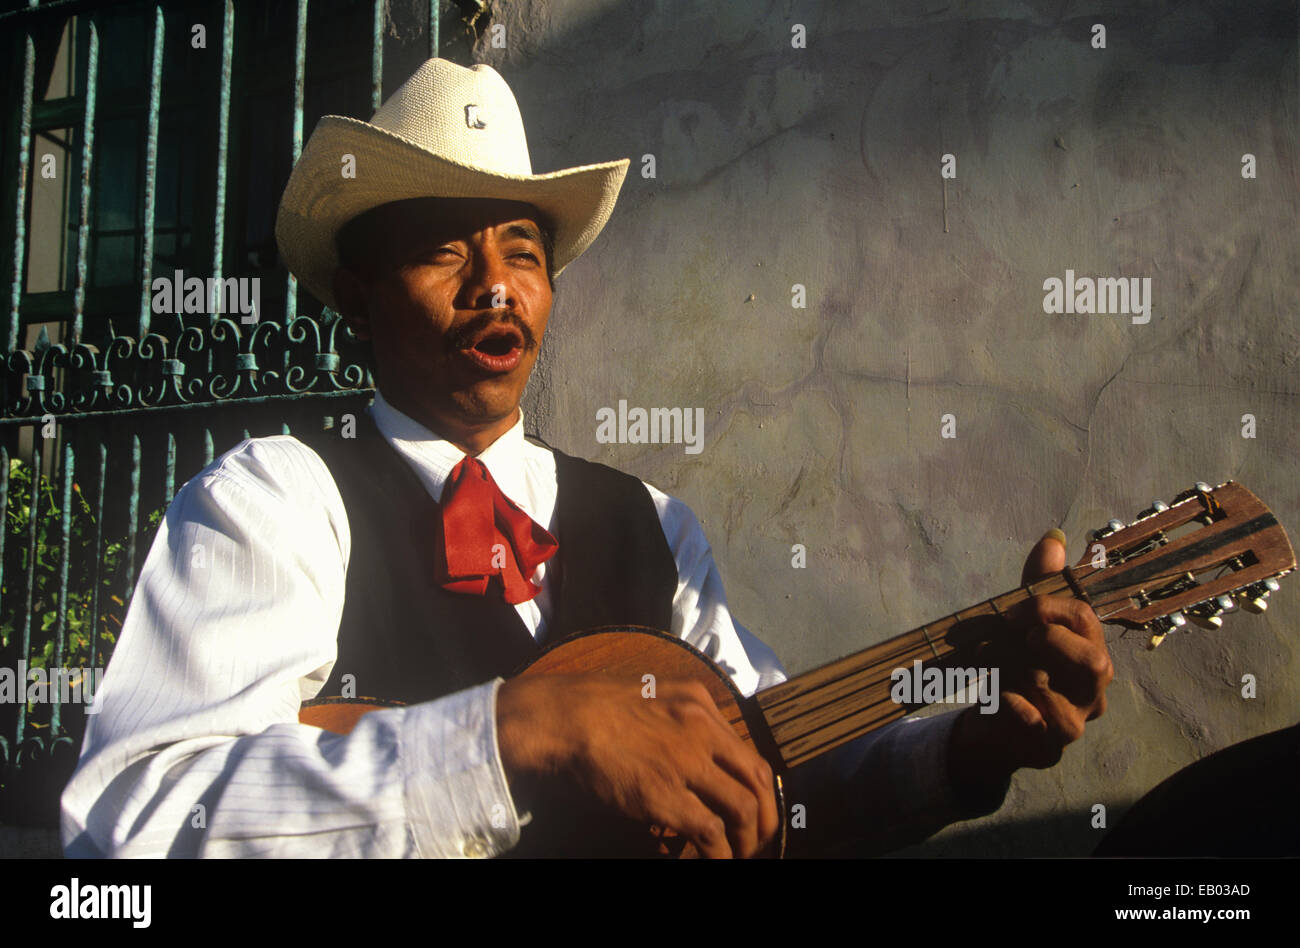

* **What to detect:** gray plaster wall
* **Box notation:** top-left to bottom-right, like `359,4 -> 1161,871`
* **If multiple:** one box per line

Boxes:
490,0 -> 1299,855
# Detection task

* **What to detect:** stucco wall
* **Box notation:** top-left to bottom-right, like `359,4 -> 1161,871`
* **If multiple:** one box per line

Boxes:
490,0 -> 1299,855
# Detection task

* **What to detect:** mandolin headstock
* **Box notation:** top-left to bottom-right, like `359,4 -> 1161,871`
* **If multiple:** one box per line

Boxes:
1073,482 -> 1295,650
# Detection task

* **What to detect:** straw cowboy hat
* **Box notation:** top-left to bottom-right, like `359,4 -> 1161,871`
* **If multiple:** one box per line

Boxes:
275,58 -> 630,310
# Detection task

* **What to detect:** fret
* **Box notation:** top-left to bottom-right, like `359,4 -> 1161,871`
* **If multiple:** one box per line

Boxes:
918,624 -> 941,659
1026,574 -> 1073,599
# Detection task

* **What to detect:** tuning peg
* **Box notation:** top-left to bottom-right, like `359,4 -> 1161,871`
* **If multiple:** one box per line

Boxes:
1236,579 -> 1279,615
1237,589 -> 1268,614
1151,612 -> 1187,634
1090,518 -> 1126,541
1238,596 -> 1267,615
1187,601 -> 1224,630
1214,594 -> 1236,612
1146,611 -> 1187,650
1138,500 -> 1171,519
1171,481 -> 1218,506
1188,482 -> 1219,524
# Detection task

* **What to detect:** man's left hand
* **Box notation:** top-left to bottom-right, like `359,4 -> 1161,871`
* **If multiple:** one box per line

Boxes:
949,530 -> 1115,797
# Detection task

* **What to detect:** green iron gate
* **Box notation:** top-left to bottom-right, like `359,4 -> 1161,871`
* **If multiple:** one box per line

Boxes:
0,0 -> 459,830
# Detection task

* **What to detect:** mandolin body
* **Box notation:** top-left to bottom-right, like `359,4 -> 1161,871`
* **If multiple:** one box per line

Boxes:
299,625 -> 787,858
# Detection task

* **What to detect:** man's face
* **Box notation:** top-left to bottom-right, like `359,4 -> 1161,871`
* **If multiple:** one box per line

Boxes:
333,197 -> 553,449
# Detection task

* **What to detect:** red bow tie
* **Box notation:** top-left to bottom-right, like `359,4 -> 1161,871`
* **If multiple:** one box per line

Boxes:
434,456 -> 558,605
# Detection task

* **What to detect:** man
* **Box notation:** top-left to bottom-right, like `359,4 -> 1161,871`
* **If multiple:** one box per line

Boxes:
61,59 -> 1111,858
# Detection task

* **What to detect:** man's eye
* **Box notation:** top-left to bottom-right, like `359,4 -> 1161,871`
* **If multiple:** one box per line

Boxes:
414,246 -> 459,265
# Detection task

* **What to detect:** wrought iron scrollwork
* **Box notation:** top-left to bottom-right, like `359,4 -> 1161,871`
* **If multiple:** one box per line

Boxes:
2,310 -> 373,418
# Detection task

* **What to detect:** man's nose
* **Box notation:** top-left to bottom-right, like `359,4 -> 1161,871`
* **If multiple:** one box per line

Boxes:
460,248 -> 515,311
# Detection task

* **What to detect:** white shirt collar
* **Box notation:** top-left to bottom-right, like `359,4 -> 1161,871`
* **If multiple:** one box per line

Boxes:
367,388 -> 535,513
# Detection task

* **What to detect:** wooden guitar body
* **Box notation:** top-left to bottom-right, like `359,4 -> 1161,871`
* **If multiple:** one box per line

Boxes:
299,626 -> 788,858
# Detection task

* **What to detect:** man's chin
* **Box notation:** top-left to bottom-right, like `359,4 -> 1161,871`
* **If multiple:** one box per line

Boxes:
446,386 -> 525,429
450,356 -> 534,407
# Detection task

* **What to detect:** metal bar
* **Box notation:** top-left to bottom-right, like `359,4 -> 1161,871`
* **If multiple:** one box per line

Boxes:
50,439 -> 74,733
371,0 -> 383,111
203,427 -> 213,466
121,434 -> 141,605
211,0 -> 234,327
284,0 -> 307,322
163,430 -> 175,502
7,33 -> 35,353
428,0 -> 439,58
16,437 -> 41,744
0,388 -> 374,425
136,6 -> 164,338
70,17 -> 99,345
87,441 -> 105,672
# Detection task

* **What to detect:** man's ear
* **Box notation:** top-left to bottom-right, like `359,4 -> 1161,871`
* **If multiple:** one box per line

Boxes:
332,266 -> 372,341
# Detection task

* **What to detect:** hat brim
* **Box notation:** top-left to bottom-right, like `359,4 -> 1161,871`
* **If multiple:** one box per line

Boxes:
275,115 -> 629,310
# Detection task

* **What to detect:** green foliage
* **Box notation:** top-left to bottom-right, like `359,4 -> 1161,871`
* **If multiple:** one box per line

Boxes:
0,457 -> 164,673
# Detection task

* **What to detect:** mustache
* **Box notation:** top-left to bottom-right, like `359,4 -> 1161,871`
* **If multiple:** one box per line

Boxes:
446,310 -> 538,352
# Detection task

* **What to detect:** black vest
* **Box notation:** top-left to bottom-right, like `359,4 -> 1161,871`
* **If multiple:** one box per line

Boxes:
295,410 -> 678,705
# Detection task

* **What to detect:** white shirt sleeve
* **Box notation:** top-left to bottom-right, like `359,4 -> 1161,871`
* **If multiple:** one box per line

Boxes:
60,437 -> 520,858
642,484 -> 786,697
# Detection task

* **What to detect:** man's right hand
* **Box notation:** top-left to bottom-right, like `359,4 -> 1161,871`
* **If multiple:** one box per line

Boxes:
496,674 -> 779,858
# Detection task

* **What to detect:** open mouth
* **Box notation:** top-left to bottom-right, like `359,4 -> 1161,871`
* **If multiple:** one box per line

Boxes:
458,323 -> 526,374
473,329 -> 522,356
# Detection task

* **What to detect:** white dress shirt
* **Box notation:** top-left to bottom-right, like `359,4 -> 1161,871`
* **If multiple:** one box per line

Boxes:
60,390 -> 981,858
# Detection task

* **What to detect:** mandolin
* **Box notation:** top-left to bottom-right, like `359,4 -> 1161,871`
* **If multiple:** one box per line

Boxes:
300,480 -> 1295,857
